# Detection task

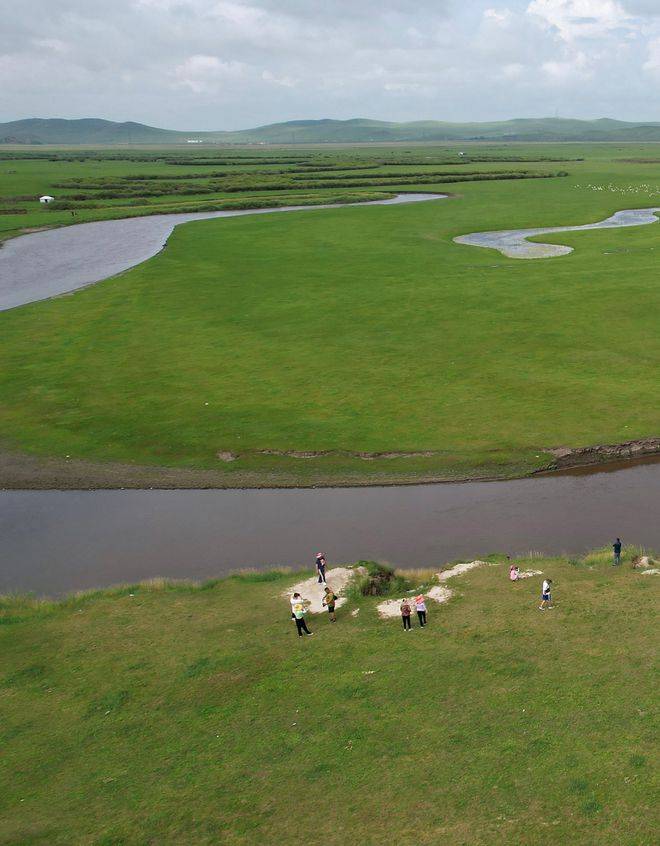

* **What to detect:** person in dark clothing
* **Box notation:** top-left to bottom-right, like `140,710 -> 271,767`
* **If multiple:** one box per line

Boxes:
316,553 -> 327,583
415,595 -> 427,627
613,538 -> 622,566
401,599 -> 412,630
294,614 -> 313,637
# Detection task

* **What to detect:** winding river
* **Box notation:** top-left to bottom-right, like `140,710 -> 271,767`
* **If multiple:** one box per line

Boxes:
454,206 -> 660,258
1,196 -> 658,594
0,192 -> 446,311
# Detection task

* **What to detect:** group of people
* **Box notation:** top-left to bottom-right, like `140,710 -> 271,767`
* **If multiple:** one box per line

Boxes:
399,595 -> 427,630
290,553 -> 337,637
508,559 -> 554,608
291,538 -> 625,635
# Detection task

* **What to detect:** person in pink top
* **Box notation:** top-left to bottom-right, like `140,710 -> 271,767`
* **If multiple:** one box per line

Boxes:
508,555 -> 519,581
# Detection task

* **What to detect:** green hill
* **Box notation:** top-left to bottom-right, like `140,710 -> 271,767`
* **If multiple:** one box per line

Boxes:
0,118 -> 188,145
4,116 -> 660,145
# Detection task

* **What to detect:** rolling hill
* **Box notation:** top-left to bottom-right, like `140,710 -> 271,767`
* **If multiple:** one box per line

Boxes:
3,116 -> 660,145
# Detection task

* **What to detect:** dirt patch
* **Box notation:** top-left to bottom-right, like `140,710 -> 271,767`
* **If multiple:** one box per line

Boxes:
283,566 -> 363,614
376,560 -> 493,618
517,569 -> 543,579
545,438 -> 660,470
437,560 -> 491,581
631,555 -> 656,569
426,585 -> 454,604
216,451 -> 238,463
255,449 -> 438,460
640,568 -> 659,575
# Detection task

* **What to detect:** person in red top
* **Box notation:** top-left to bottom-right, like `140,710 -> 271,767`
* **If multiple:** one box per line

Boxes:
400,599 -> 412,631
316,553 -> 327,584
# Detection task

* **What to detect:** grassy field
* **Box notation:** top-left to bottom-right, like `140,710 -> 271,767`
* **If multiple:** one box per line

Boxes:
0,549 -> 657,845
0,143 -> 659,484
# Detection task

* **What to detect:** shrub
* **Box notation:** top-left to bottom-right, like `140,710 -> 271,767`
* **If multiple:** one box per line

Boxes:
352,561 -> 411,597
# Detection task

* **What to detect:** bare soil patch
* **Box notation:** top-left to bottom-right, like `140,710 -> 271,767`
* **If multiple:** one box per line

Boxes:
546,438 -> 660,470
283,566 -> 363,613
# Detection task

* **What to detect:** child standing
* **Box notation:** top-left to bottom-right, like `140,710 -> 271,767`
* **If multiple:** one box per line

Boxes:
322,586 -> 337,622
539,578 -> 553,610
400,599 -> 412,630
415,594 -> 427,627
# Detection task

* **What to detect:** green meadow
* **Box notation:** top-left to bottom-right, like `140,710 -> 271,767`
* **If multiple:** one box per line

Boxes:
0,550 -> 657,845
0,143 -> 659,484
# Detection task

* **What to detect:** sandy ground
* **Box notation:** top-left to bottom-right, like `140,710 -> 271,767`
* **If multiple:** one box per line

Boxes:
375,559 -> 545,618
377,560 -> 494,618
437,560 -> 491,581
283,566 -> 362,613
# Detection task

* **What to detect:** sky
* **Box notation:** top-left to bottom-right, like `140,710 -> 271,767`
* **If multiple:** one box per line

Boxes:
4,0 -> 660,130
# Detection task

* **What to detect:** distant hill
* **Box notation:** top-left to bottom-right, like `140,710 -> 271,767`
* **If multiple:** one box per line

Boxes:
0,118 -> 187,145
4,116 -> 660,145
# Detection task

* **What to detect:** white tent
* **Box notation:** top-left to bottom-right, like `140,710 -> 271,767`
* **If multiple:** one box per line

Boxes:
39,195 -> 55,204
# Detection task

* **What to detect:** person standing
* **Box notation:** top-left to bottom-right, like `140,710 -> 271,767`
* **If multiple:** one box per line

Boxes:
415,594 -> 427,627
316,553 -> 327,584
400,599 -> 412,630
539,578 -> 553,610
322,586 -> 337,622
613,538 -> 622,566
290,592 -> 313,637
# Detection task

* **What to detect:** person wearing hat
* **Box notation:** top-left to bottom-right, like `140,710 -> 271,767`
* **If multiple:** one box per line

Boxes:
414,594 -> 427,627
316,552 -> 327,584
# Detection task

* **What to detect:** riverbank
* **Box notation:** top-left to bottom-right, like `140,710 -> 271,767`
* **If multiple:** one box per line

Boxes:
1,548 -> 656,845
1,439 -> 658,490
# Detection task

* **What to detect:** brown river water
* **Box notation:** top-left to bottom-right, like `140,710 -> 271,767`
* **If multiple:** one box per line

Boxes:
1,457 -> 658,596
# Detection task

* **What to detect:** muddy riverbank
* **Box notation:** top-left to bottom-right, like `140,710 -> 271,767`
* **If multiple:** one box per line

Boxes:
1,439 -> 658,490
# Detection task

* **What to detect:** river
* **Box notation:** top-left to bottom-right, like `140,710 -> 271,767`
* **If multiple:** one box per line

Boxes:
1,457 -> 658,596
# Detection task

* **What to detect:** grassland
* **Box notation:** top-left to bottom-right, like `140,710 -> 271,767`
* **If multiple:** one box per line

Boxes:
0,549 -> 657,845
0,143 -> 659,485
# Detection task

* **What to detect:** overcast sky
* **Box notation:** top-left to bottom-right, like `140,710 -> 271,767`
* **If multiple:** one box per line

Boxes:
4,0 -> 660,130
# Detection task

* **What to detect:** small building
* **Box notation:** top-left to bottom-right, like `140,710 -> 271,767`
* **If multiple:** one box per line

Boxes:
39,195 -> 55,204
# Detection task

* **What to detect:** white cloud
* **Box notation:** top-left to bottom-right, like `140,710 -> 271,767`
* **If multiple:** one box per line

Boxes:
3,1 -> 660,128
527,0 -> 633,41
173,55 -> 247,93
542,51 -> 590,81
261,69 -> 297,87
643,36 -> 660,74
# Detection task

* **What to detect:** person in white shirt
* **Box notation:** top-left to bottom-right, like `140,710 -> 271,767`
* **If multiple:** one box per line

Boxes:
539,578 -> 553,610
290,592 -> 313,636
415,595 -> 427,627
